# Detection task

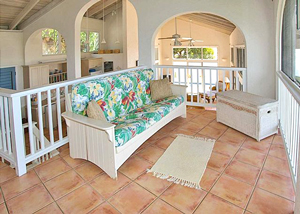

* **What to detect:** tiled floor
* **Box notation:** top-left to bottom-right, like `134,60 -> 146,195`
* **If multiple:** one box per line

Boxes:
0,107 -> 295,214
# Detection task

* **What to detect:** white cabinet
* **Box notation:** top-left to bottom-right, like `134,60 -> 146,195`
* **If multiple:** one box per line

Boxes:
23,65 -> 49,88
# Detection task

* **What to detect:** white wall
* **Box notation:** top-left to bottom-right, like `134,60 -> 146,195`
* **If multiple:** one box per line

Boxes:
0,30 -> 24,90
230,28 -> 245,47
104,7 -> 123,52
25,18 -> 104,65
129,0 -> 276,98
158,18 -> 231,67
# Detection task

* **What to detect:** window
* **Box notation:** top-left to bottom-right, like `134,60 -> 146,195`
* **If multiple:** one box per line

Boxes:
42,29 -> 66,55
0,67 -> 16,90
172,46 -> 218,94
281,0 -> 300,85
173,47 -> 218,60
80,31 -> 100,53
173,48 -> 187,59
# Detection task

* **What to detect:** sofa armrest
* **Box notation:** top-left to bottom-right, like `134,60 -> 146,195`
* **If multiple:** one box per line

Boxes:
62,111 -> 115,131
171,84 -> 187,98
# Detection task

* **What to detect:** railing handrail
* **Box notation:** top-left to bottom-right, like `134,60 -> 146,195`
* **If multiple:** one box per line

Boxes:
276,70 -> 300,104
154,65 -> 247,71
0,66 -> 147,98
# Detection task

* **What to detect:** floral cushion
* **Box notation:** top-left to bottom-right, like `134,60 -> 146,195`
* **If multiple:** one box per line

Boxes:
112,95 -> 184,147
71,68 -> 154,121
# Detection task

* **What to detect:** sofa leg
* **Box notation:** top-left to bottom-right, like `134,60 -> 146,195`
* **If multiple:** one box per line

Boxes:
107,169 -> 118,179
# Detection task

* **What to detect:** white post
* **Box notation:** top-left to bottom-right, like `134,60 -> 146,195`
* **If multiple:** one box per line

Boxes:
9,97 -> 27,176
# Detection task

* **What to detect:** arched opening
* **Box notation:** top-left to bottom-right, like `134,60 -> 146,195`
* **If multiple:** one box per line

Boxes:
153,12 -> 247,104
153,13 -> 246,68
76,0 -> 125,76
25,28 -> 67,65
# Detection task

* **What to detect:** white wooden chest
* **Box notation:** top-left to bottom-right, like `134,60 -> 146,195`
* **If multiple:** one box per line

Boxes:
217,90 -> 278,141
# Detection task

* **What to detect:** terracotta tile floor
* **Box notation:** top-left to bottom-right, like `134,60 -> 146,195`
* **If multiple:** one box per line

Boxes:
0,107 -> 295,214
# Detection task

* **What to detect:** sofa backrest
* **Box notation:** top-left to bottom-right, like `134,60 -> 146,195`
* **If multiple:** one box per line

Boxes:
71,68 -> 154,121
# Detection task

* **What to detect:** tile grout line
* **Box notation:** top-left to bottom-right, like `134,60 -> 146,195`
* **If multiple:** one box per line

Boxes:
0,187 -> 9,214
243,135 -> 275,212
32,168 -> 65,214
191,124 -> 247,213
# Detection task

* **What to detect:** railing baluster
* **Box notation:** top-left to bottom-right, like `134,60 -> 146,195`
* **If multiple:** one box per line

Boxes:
230,70 -> 233,90
202,69 -> 205,103
190,69 -> 193,104
179,68 -> 181,85
37,92 -> 45,151
167,68 -> 170,81
209,70 -> 212,103
242,70 -> 247,91
9,96 -> 26,176
160,68 -> 163,79
236,71 -> 240,91
197,69 -> 199,103
26,95 -> 35,155
216,70 -> 218,92
184,68 -> 187,86
47,90 -> 54,145
222,71 -> 226,92
172,68 -> 175,83
56,88 -> 63,141
0,97 -> 6,152
4,98 -> 11,154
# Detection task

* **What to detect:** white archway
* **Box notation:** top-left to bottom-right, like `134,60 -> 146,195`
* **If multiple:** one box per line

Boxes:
151,12 -> 246,68
129,0 -> 276,98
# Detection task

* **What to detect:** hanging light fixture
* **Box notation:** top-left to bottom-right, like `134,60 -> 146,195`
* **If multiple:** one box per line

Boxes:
101,0 -> 107,44
115,0 -> 120,44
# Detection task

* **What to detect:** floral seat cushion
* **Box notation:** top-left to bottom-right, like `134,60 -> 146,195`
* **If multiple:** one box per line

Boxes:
71,69 -> 154,121
112,95 -> 184,147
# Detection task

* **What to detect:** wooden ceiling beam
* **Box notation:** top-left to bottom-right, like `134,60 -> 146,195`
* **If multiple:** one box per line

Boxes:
9,0 -> 40,30
18,0 -> 64,30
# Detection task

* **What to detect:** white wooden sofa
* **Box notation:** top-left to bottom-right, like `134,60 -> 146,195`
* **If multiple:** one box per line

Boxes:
62,68 -> 186,179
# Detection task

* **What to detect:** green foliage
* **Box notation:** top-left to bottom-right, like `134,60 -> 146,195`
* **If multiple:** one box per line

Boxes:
42,29 -> 67,55
80,31 -> 99,53
188,48 -> 202,59
173,48 -> 187,59
203,48 -> 215,59
89,32 -> 99,52
173,47 -> 217,60
80,32 -> 88,52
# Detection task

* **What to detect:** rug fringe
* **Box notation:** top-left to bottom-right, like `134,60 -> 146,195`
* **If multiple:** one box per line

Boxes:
147,169 -> 201,190
176,134 -> 215,143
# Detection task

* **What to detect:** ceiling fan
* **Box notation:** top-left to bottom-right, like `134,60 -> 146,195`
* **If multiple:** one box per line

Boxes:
158,18 -> 189,46
181,20 -> 203,46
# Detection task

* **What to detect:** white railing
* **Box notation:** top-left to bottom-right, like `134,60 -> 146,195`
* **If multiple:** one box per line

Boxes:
277,71 -> 300,186
0,66 -> 147,176
154,65 -> 247,107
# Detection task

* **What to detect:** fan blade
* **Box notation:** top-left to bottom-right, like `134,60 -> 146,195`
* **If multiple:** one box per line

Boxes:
181,39 -> 192,42
158,37 -> 174,40
193,39 -> 204,42
181,37 -> 192,40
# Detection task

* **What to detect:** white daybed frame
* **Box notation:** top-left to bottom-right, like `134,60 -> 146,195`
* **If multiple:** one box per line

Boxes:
62,84 -> 187,179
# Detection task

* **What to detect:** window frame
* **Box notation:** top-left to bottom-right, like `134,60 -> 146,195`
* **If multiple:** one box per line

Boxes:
80,30 -> 100,53
172,46 -> 219,62
281,0 -> 300,86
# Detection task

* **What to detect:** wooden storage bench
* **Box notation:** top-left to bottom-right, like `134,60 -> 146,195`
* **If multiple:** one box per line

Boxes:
216,90 -> 278,141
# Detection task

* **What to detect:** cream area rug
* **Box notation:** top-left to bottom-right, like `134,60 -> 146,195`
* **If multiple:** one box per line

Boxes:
148,134 -> 215,189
